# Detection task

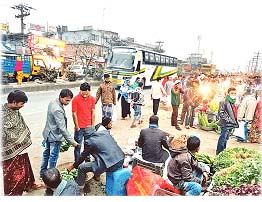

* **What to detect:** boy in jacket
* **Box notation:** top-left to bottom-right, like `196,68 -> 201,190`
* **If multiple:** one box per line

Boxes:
216,87 -> 239,155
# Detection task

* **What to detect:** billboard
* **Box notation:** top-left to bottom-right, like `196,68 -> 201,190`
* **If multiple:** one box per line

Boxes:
28,34 -> 66,68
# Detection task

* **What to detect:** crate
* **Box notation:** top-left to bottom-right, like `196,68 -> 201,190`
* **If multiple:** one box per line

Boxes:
106,167 -> 132,196
132,157 -> 164,177
153,188 -> 179,196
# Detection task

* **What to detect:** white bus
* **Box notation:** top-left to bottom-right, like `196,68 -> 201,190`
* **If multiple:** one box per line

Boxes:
104,46 -> 178,87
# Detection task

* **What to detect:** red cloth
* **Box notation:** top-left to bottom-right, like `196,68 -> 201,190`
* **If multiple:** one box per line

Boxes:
162,76 -> 168,87
72,93 -> 95,127
255,98 -> 261,129
232,104 -> 238,119
14,61 -> 23,71
3,153 -> 35,195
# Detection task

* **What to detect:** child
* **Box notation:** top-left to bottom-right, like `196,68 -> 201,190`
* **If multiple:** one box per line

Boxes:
130,81 -> 145,128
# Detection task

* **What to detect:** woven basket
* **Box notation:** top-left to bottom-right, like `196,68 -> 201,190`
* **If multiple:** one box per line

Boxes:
57,162 -> 94,182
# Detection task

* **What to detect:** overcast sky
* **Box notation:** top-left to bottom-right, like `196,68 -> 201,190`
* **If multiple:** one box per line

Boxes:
1,0 -> 261,71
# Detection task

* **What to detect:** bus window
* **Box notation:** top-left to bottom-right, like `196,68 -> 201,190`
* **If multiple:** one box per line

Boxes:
160,56 -> 165,65
149,53 -> 155,64
155,54 -> 160,65
174,58 -> 178,67
165,56 -> 170,66
144,52 -> 149,64
170,57 -> 174,66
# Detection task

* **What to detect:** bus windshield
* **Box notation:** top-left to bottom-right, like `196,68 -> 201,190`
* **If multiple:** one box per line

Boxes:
107,48 -> 136,71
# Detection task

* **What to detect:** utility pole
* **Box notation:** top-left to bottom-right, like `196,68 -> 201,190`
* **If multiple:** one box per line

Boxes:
155,41 -> 164,52
11,3 -> 35,35
253,51 -> 261,73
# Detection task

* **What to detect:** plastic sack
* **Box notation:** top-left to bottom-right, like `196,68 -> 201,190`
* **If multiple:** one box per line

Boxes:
126,165 -> 180,196
112,106 -> 117,122
233,121 -> 246,139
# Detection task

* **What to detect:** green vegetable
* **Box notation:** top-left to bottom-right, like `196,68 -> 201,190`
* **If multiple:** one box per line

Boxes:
60,168 -> 78,180
60,141 -> 71,152
195,153 -> 215,164
213,147 -> 260,172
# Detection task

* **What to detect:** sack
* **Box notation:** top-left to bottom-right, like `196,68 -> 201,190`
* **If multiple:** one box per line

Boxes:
112,106 -> 117,122
233,121 -> 246,140
126,165 -> 180,196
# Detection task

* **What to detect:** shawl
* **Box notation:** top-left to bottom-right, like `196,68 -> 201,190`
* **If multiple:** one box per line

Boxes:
1,103 -> 32,161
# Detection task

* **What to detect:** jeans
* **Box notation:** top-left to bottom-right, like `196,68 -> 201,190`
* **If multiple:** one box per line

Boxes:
216,127 -> 233,155
153,99 -> 160,115
184,182 -> 202,196
40,140 -> 62,177
75,159 -> 124,186
185,106 -> 196,127
74,128 -> 90,162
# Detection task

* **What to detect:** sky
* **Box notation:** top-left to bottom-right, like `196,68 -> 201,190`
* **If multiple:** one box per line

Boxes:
0,0 -> 262,71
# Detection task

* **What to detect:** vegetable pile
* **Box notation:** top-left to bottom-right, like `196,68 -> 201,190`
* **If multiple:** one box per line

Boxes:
60,168 -> 78,180
211,147 -> 262,192
209,183 -> 261,196
195,153 -> 214,165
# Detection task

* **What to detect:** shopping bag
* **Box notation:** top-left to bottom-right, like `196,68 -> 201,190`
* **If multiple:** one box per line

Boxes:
112,106 -> 117,122
233,121 -> 246,139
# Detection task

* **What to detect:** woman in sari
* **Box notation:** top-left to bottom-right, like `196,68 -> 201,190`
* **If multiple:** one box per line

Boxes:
117,79 -> 132,119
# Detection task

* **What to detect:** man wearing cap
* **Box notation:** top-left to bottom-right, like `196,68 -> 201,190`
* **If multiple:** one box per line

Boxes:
95,74 -> 116,120
171,80 -> 184,130
72,82 -> 95,162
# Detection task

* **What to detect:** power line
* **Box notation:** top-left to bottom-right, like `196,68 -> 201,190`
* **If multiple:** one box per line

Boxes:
11,3 -> 35,35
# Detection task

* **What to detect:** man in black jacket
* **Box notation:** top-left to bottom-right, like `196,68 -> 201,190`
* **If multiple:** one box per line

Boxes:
137,115 -> 170,163
67,117 -> 125,191
216,87 -> 239,155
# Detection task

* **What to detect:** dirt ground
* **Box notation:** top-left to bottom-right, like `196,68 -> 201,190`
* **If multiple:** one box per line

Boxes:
24,90 -> 262,196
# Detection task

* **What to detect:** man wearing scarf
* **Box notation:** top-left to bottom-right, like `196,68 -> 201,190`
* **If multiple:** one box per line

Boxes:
137,115 -> 170,163
2,90 -> 41,195
216,87 -> 239,155
117,79 -> 132,119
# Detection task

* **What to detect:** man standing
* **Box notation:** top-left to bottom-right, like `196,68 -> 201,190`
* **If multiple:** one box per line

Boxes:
171,80 -> 184,130
95,74 -> 116,120
40,89 -> 78,179
67,117 -> 125,192
216,87 -> 239,155
72,82 -> 95,162
151,77 -> 167,115
137,115 -> 170,163
2,90 -> 42,195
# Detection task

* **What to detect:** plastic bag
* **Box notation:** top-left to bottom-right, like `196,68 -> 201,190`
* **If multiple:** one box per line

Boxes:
233,121 -> 246,139
126,165 -> 180,196
112,106 -> 117,122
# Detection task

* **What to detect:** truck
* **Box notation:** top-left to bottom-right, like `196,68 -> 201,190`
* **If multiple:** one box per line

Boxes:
1,53 -> 47,82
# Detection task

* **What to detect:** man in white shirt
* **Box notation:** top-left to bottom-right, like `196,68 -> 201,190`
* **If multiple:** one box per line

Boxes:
151,77 -> 167,115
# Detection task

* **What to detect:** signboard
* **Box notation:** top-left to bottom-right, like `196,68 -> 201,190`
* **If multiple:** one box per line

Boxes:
28,34 -> 66,68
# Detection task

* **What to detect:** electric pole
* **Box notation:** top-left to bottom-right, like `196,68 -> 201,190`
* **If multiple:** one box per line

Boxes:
155,41 -> 164,52
11,3 -> 35,35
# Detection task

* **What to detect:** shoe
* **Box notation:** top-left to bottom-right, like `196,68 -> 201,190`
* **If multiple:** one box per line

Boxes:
130,125 -> 136,128
191,126 -> 197,129
185,126 -> 190,129
176,126 -> 182,131
93,175 -> 101,181
44,187 -> 54,196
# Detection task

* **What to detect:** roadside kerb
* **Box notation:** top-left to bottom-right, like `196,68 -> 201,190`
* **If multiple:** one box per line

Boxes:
1,80 -> 102,95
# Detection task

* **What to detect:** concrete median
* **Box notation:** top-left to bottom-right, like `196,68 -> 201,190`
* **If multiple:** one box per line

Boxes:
1,79 -> 102,95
